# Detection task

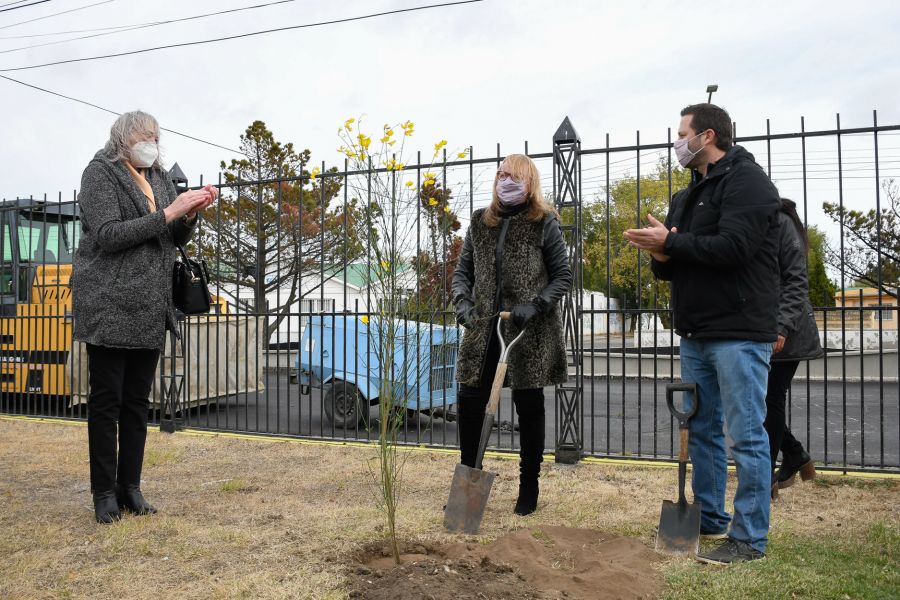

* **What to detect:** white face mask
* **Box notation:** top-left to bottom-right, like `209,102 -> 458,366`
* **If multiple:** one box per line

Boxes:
673,131 -> 706,168
130,141 -> 159,168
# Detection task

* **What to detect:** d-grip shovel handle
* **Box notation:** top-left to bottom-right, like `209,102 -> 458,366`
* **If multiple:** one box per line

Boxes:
473,312 -> 525,470
666,383 -> 698,505
666,383 -> 699,429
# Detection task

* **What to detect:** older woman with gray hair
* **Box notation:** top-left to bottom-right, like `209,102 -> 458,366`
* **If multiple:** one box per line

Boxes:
72,110 -> 217,523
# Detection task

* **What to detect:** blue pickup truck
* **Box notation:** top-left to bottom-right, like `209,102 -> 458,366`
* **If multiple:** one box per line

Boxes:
296,315 -> 459,427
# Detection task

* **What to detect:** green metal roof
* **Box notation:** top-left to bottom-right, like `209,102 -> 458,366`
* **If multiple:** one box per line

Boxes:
328,262 -> 412,288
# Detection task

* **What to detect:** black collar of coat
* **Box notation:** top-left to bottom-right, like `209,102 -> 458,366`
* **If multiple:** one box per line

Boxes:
497,202 -> 529,219
689,144 -> 756,186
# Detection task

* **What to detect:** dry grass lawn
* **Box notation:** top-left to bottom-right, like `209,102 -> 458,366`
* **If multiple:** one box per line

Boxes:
1,416 -> 898,600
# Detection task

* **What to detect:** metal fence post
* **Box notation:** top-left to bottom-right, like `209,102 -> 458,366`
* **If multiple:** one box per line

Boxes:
158,165 -> 192,433
160,323 -> 185,433
552,116 -> 583,464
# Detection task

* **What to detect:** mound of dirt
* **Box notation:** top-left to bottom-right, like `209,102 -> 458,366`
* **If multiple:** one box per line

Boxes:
348,527 -> 663,600
347,553 -> 544,600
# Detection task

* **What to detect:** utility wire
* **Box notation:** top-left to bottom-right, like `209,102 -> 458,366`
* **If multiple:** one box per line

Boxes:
0,0 -> 51,14
0,0 -> 297,40
0,22 -> 145,54
0,0 -> 485,72
0,73 -> 243,155
0,1 -> 30,9
0,20 -> 137,39
0,0 -> 302,52
0,0 -> 112,32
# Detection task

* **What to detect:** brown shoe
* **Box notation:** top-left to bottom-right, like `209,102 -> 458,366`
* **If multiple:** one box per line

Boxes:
777,450 -> 815,489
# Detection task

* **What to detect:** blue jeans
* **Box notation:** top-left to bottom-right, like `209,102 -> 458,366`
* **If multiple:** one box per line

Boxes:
680,338 -> 772,553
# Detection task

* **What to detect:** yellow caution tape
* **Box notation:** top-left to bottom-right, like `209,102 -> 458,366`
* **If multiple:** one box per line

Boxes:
3,414 -> 897,480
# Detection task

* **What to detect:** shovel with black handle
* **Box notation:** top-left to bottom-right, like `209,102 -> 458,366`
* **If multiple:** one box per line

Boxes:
656,382 -> 701,556
444,311 -> 524,534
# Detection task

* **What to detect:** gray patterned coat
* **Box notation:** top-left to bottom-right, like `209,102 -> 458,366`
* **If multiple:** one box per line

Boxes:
452,208 -> 571,390
71,150 -> 196,351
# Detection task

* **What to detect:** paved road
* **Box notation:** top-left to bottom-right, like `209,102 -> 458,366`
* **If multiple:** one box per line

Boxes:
178,374 -> 899,469
5,373 -> 894,469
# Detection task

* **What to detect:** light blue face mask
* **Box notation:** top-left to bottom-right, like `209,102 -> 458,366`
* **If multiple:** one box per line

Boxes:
496,175 -> 527,206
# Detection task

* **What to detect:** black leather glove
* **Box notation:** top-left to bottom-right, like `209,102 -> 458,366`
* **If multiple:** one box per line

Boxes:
455,300 -> 478,329
511,302 -> 540,330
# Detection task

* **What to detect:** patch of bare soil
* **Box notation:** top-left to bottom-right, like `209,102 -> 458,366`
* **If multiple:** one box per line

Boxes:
348,526 -> 663,600
349,549 -> 543,600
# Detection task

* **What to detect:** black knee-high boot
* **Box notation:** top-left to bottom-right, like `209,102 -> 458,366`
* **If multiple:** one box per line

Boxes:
457,384 -> 489,468
513,389 -> 545,515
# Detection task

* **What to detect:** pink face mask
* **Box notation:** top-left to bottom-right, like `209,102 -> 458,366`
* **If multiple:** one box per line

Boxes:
496,176 -> 527,206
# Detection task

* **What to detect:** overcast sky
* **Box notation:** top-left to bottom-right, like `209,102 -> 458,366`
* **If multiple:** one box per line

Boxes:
2,0 -> 899,219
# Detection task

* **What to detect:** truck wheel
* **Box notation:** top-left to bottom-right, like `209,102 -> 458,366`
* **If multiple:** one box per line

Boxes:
324,381 -> 368,428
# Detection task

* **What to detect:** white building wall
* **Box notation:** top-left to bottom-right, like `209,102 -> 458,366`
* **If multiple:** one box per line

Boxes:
581,291 -> 628,334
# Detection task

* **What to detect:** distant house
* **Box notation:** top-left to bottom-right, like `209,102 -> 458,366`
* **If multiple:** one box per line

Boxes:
581,290 -> 628,334
264,262 -> 417,348
833,287 -> 898,331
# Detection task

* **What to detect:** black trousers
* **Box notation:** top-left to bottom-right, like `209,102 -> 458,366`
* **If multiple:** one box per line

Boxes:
763,360 -> 805,471
457,323 -> 545,485
87,344 -> 160,493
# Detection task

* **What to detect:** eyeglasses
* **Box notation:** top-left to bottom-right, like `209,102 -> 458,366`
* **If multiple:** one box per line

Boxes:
496,170 -> 520,182
137,131 -> 159,143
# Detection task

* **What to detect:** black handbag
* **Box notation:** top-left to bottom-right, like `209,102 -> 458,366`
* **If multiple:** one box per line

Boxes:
172,245 -> 212,315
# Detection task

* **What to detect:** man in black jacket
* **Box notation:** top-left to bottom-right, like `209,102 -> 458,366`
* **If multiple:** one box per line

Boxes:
625,103 -> 781,564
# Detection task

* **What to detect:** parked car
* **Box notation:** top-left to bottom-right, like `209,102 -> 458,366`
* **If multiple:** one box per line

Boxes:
296,315 -> 458,427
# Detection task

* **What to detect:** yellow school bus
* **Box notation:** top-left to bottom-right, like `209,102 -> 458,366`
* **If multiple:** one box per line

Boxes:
0,199 -> 79,399
0,198 -> 229,403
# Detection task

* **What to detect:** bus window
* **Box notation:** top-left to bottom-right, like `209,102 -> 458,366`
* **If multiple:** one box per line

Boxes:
17,216 -> 77,264
17,267 -> 29,302
1,217 -> 12,296
63,218 -> 80,257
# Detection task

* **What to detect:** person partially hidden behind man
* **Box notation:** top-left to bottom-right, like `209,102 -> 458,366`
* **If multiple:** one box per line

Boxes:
625,103 -> 781,564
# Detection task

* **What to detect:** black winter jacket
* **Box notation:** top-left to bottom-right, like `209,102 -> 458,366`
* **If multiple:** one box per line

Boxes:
651,146 -> 781,342
772,207 -> 824,362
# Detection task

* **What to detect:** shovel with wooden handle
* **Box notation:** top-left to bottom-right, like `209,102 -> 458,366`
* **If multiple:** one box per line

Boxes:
443,311 -> 525,534
656,382 -> 701,556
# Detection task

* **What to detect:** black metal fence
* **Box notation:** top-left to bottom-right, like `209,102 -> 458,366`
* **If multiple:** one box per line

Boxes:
2,112 -> 898,474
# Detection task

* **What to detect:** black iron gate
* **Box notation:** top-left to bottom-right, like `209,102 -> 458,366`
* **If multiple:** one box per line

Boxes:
2,113 -> 899,474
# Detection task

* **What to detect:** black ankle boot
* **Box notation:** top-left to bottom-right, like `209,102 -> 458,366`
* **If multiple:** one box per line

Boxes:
514,481 -> 539,516
116,484 -> 157,515
777,449 -> 815,489
93,490 -> 121,524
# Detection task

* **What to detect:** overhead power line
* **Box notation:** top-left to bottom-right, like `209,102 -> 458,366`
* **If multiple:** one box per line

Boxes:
0,0 -> 113,32
0,0 -> 298,40
0,73 -> 243,155
0,0 -> 52,13
0,0 -> 301,54
0,0 -> 486,72
0,19 -> 134,39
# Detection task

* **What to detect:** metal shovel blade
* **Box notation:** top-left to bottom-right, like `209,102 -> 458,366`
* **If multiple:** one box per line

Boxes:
443,462 -> 496,534
655,499 -> 701,556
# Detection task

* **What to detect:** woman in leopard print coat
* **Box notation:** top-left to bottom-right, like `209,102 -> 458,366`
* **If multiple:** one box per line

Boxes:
451,153 -> 571,516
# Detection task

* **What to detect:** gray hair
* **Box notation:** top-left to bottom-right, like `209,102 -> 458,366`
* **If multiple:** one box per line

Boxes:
103,110 -> 164,167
